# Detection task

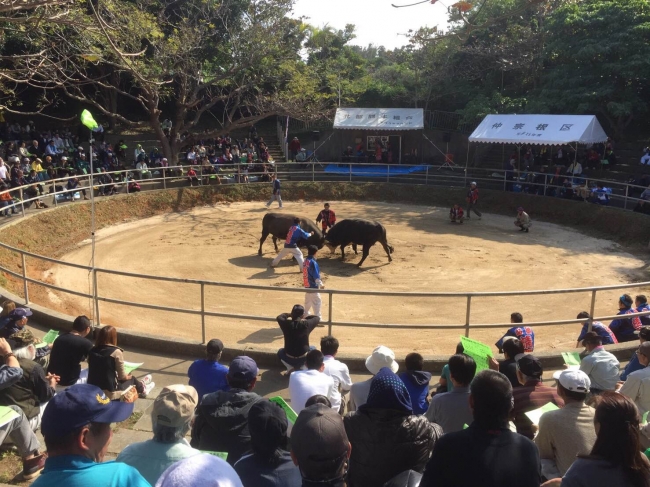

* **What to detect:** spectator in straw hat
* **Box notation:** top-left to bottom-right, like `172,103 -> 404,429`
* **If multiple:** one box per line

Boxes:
117,384 -> 201,485
579,331 -> 619,394
348,345 -> 398,412
535,370 -> 596,478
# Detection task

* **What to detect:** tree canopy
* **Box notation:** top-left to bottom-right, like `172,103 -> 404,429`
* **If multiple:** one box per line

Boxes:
1,0 -> 650,148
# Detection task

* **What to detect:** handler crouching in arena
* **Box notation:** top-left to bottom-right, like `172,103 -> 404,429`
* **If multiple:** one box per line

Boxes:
450,204 -> 464,224
276,304 -> 322,375
515,207 -> 531,232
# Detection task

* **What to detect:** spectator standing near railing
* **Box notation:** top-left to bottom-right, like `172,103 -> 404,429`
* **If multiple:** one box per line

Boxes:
289,137 -> 301,162
265,173 -> 282,209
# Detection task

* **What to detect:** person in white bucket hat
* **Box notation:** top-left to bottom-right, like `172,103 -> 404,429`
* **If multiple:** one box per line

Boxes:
349,346 -> 398,412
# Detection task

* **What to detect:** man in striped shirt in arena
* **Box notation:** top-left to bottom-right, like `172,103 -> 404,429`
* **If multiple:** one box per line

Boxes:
574,312 -> 618,348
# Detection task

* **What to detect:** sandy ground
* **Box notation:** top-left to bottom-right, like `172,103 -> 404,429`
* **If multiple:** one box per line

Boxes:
45,201 -> 649,356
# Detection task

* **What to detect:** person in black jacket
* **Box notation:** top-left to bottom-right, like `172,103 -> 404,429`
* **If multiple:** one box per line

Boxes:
191,356 -> 262,465
499,337 -> 525,389
276,305 -> 321,375
47,315 -> 93,387
344,367 -> 442,487
420,370 -> 541,487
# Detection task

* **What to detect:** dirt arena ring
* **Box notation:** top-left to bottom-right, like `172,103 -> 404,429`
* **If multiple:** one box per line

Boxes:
48,202 -> 649,356
1,182 -> 648,359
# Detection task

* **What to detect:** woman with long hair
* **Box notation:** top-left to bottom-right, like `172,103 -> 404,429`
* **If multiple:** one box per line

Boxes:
543,392 -> 650,487
87,325 -> 154,400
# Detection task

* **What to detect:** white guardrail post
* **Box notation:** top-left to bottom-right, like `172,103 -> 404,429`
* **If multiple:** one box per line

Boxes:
465,296 -> 472,337
328,291 -> 333,336
93,268 -> 101,327
588,290 -> 597,332
201,283 -> 206,344
21,253 -> 29,304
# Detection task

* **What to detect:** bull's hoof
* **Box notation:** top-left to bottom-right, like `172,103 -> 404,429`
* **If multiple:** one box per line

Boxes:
356,263 -> 362,267
258,251 -> 262,256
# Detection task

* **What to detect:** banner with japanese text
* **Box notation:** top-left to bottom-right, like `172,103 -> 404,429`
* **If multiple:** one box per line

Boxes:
469,114 -> 608,145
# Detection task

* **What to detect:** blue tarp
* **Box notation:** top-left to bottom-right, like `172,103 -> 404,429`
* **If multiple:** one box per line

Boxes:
324,164 -> 431,177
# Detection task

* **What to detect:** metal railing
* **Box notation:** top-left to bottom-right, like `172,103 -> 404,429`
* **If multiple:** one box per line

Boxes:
1,161 -> 650,343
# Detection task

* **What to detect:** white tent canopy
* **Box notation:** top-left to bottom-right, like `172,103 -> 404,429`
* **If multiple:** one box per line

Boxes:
468,114 -> 608,145
334,108 -> 424,131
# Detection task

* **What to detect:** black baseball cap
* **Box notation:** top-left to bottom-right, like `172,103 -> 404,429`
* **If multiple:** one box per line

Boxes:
516,354 -> 543,378
249,400 -> 288,454
291,404 -> 349,479
636,326 -> 650,340
41,384 -> 134,439
227,356 -> 258,382
206,339 -> 224,355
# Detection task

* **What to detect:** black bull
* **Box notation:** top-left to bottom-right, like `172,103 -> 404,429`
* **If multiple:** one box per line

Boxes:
258,213 -> 325,255
324,219 -> 394,267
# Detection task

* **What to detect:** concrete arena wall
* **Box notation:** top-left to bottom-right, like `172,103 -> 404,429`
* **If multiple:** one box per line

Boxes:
0,182 -> 645,370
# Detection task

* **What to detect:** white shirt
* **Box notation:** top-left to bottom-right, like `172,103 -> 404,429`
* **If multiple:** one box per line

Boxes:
323,355 -> 353,412
619,365 -> 650,415
0,165 -> 7,179
348,378 -> 373,412
288,369 -> 336,414
580,347 -> 620,391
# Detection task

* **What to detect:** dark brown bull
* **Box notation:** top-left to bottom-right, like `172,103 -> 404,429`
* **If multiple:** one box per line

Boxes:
324,219 -> 394,267
258,213 -> 325,256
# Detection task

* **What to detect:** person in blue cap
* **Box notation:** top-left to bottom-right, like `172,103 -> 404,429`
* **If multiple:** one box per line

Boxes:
31,383 -> 150,487
609,294 -> 638,343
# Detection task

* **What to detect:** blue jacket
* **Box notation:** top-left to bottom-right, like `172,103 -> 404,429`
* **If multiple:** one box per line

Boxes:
577,321 -> 617,345
284,225 -> 310,249
272,179 -> 281,194
303,256 -> 320,288
609,309 -> 637,343
188,359 -> 229,402
621,352 -> 644,381
399,370 -> 431,415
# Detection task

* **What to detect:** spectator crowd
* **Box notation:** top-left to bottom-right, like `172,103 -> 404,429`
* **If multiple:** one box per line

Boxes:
0,120 -> 279,215
0,293 -> 649,486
